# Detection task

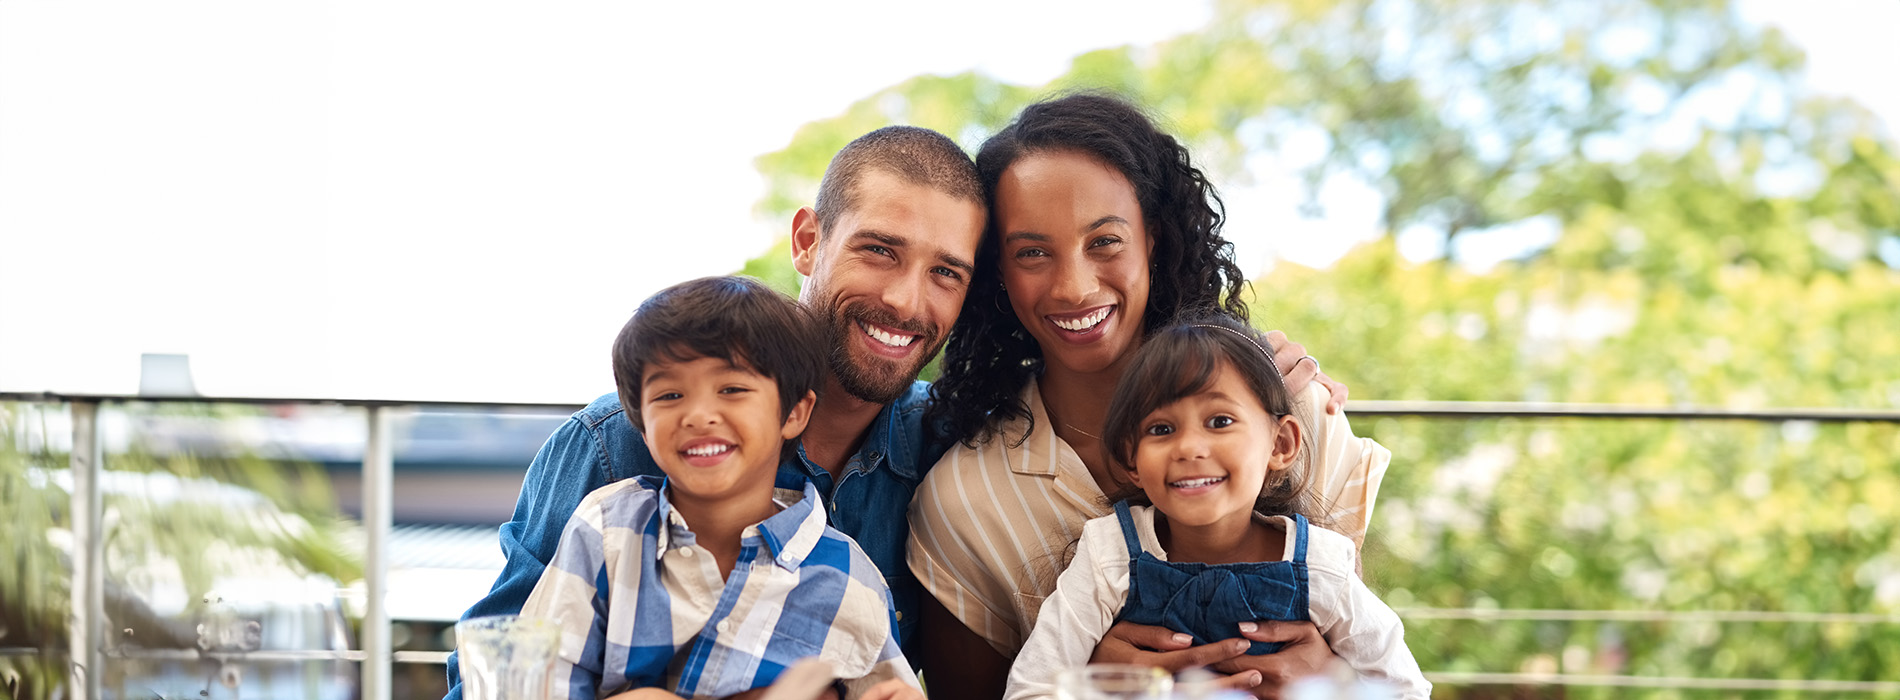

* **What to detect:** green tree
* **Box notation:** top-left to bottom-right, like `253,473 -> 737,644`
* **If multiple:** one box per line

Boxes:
740,0 -> 1900,692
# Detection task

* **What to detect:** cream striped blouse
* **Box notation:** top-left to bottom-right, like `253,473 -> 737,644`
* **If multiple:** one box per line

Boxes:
907,378 -> 1391,657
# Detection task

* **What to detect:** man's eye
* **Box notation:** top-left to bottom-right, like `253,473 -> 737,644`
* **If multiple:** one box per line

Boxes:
866,245 -> 894,257
1143,423 -> 1174,436
932,266 -> 963,281
1207,415 -> 1235,429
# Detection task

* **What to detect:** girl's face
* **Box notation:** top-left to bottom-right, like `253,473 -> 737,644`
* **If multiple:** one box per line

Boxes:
993,150 -> 1154,376
1130,359 -> 1301,530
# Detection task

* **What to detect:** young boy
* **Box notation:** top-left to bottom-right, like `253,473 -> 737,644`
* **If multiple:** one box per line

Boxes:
519,276 -> 920,700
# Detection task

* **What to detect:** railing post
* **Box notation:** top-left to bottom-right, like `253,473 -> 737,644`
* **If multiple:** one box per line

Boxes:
362,405 -> 394,700
68,400 -> 104,699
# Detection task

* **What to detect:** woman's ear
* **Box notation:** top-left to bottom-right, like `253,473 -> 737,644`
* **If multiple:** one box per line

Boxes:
780,390 -> 817,440
1266,414 -> 1304,472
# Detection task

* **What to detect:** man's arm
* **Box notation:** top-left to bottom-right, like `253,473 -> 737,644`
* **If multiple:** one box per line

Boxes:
445,414 -> 619,700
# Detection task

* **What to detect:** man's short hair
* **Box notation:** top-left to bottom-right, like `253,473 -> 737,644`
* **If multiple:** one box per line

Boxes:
812,125 -> 984,236
611,276 -> 824,459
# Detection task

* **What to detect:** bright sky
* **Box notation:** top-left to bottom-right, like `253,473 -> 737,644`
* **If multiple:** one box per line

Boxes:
2,0 -> 1892,404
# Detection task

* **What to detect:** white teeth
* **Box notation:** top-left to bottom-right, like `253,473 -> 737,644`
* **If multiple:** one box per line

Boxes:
1169,477 -> 1225,489
860,322 -> 916,348
685,444 -> 731,457
1052,308 -> 1110,331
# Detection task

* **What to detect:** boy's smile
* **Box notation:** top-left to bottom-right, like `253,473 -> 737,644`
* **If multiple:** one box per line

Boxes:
640,356 -> 813,503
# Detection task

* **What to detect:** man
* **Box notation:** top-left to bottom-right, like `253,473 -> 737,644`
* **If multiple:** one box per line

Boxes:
445,125 -> 988,699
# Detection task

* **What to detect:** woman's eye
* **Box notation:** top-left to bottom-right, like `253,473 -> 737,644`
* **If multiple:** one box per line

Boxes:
1013,247 -> 1048,259
1206,415 -> 1235,429
1143,423 -> 1174,436
1090,236 -> 1122,248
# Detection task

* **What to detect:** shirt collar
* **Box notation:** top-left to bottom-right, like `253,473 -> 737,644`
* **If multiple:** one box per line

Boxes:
1002,378 -> 1067,477
793,381 -> 927,481
646,476 -> 827,571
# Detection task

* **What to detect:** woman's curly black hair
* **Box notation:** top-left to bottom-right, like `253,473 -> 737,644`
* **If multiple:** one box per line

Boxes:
928,92 -> 1251,447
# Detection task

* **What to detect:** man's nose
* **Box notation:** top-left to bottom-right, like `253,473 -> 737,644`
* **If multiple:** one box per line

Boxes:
881,266 -> 928,320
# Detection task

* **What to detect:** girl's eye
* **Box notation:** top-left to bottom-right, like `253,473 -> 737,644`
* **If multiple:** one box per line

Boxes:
1143,423 -> 1174,437
1206,415 -> 1235,429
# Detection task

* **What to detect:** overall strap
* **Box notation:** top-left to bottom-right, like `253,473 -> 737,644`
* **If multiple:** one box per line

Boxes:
1113,501 -> 1144,558
1291,513 -> 1310,563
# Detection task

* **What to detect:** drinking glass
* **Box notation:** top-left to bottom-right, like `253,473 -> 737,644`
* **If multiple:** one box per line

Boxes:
456,614 -> 561,700
1053,663 -> 1173,700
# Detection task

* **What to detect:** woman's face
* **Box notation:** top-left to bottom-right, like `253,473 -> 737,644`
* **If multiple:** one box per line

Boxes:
994,149 -> 1154,376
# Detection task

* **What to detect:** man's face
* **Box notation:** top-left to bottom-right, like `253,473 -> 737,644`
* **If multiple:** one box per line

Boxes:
794,171 -> 985,404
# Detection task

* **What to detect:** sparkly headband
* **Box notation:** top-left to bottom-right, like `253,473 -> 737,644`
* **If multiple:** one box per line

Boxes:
1188,323 -> 1290,396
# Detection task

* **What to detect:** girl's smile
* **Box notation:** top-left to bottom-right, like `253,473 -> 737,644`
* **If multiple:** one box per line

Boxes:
1131,359 -> 1301,533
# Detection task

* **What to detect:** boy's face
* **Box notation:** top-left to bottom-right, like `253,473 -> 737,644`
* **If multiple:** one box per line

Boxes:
639,355 -> 814,504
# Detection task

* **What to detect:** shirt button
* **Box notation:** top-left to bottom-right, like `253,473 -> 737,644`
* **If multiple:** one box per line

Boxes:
868,451 -> 882,461
679,548 -> 695,558
716,620 -> 731,634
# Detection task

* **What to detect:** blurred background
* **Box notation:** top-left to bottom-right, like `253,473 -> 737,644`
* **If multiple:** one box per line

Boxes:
3,0 -> 1896,698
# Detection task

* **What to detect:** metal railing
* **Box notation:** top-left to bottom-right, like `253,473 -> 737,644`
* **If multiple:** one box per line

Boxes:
4,390 -> 1898,697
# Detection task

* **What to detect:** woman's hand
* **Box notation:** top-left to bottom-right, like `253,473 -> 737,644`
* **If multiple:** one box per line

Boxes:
1090,621 -> 1260,692
1263,331 -> 1348,414
1209,621 -> 1342,699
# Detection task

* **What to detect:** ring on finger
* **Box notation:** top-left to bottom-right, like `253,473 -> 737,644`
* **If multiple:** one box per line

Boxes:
1298,355 -> 1319,371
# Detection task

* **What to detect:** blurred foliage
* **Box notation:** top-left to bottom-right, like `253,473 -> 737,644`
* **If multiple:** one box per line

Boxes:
740,0 -> 1900,692
0,402 -> 361,700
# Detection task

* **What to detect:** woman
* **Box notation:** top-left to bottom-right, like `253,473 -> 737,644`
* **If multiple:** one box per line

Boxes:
908,93 -> 1392,698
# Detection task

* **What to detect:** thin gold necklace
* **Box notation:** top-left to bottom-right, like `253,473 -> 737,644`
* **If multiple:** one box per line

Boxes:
1061,421 -> 1101,441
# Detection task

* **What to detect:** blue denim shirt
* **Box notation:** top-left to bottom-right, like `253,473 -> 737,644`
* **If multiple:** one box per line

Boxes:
445,382 -> 945,700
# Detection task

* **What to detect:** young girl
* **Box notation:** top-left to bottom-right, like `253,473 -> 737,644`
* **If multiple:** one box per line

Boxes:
1003,315 -> 1430,700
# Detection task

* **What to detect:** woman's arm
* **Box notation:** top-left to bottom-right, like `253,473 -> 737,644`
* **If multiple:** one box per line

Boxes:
1005,520 -> 1127,700
917,594 -> 1011,699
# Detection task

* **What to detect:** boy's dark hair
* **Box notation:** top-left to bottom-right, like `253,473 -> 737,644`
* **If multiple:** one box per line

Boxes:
1099,314 -> 1329,524
611,276 -> 824,462
813,125 -> 985,237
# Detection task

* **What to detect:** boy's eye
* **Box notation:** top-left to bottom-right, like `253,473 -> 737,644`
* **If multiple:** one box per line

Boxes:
1142,423 -> 1174,437
719,386 -> 750,395
651,391 -> 682,402
1206,415 -> 1235,429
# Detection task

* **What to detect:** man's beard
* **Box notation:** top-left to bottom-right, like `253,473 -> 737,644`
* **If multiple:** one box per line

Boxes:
813,297 -> 939,405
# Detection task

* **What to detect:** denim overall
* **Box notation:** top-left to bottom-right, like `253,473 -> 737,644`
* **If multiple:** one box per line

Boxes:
1112,501 -> 1311,655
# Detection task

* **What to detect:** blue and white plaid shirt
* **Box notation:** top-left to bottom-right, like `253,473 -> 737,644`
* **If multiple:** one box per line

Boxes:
520,475 -> 915,700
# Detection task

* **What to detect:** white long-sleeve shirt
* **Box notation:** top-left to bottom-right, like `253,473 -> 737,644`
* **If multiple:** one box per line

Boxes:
1005,506 -> 1429,700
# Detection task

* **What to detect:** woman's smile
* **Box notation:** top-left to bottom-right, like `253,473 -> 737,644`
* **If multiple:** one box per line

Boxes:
995,149 -> 1154,375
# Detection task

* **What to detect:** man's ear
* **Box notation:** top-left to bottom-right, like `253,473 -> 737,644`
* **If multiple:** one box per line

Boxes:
791,207 -> 822,278
779,389 -> 817,440
1267,414 -> 1304,472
